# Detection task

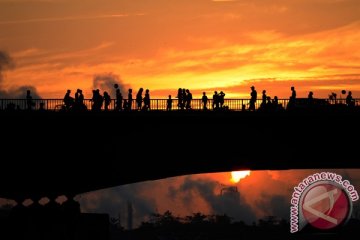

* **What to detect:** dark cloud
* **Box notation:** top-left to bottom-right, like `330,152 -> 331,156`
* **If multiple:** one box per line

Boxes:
0,50 -> 41,100
79,182 -> 156,229
0,86 -> 41,99
175,177 -> 257,224
93,73 -> 130,99
0,50 -> 14,82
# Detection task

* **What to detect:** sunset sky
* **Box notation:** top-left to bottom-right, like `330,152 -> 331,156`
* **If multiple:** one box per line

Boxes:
1,0 -> 360,99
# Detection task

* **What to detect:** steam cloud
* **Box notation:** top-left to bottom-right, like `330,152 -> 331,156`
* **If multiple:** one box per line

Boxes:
0,50 -> 14,82
170,177 -> 257,224
93,73 -> 130,98
0,50 -> 41,99
79,182 -> 156,228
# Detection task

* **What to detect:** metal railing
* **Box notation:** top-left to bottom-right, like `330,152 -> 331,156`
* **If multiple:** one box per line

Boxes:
0,98 -> 358,111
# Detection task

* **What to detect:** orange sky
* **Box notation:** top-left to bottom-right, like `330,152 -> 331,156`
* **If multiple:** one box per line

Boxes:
1,0 -> 360,98
75,169 -> 360,227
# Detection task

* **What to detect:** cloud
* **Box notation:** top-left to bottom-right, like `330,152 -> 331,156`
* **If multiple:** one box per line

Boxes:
2,5 -> 360,99
0,50 -> 14,82
0,14 -> 145,25
78,182 -> 156,229
0,85 -> 41,99
0,50 -> 41,100
174,177 -> 257,224
92,73 -> 130,98
70,169 -> 360,230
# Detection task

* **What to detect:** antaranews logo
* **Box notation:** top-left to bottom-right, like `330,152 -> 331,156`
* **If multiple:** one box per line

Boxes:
290,172 -> 359,233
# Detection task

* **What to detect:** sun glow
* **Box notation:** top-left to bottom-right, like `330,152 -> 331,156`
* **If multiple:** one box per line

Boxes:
231,171 -> 251,183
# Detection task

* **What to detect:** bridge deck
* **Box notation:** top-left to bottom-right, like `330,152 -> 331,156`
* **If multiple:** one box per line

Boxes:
1,110 -> 359,200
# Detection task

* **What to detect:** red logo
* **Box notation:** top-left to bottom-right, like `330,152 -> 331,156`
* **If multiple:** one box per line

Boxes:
301,183 -> 350,230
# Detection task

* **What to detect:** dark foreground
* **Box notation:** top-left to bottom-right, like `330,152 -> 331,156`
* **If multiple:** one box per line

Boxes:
1,109 -> 360,200
1,109 -> 360,239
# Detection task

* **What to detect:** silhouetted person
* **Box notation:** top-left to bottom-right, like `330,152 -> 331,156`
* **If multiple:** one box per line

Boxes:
273,96 -> 279,109
182,88 -> 187,110
291,86 -> 296,100
115,89 -> 122,111
219,91 -> 225,108
75,89 -> 83,104
249,86 -> 257,111
266,96 -> 272,110
136,88 -> 143,110
128,89 -> 133,110
91,89 -> 103,111
346,91 -> 354,107
288,86 -> 296,110
308,91 -> 314,106
202,92 -> 208,110
213,91 -> 219,110
185,89 -> 192,110
26,89 -> 34,110
260,90 -> 267,109
63,89 -> 74,110
167,95 -> 173,111
74,89 -> 86,111
143,89 -> 150,110
176,88 -> 183,110
103,91 -> 111,111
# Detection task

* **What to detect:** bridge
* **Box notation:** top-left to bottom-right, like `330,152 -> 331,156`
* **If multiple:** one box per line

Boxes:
1,105 -> 360,201
1,97 -> 359,111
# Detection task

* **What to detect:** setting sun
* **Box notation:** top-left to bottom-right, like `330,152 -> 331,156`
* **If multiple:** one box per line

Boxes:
231,171 -> 251,183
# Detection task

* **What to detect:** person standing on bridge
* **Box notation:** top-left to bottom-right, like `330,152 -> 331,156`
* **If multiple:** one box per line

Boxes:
308,91 -> 314,106
219,91 -> 225,109
128,88 -> 133,110
288,86 -> 297,110
176,88 -> 183,110
260,90 -> 267,109
185,89 -> 192,110
74,89 -> 85,111
103,91 -> 111,111
143,89 -> 151,110
115,88 -> 123,111
212,91 -> 219,110
202,92 -> 208,110
182,89 -> 186,109
26,89 -> 34,110
63,89 -> 74,111
167,95 -> 173,111
346,91 -> 354,107
136,88 -> 143,111
249,86 -> 257,111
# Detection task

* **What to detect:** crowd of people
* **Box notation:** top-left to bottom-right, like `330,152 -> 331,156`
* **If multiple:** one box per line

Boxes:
8,85 -> 358,112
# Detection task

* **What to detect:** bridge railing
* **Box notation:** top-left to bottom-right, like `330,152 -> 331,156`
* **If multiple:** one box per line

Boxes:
0,98 -> 358,111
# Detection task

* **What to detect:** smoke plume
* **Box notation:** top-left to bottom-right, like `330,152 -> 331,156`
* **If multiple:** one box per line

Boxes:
0,50 -> 41,99
93,73 -> 130,98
